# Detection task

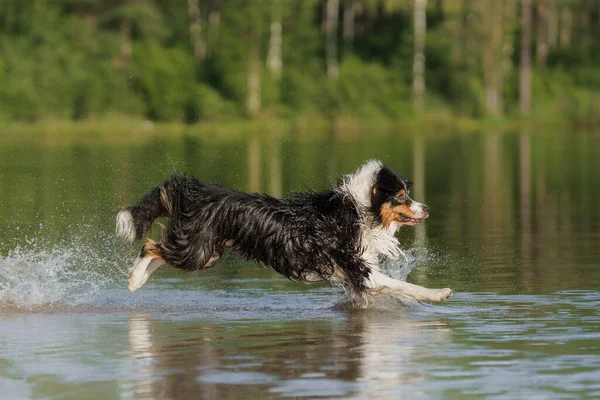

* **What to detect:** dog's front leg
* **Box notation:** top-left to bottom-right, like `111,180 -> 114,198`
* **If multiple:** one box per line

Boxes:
366,269 -> 453,302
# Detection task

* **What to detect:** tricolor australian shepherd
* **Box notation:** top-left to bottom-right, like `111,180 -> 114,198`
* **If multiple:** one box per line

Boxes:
116,160 -> 453,305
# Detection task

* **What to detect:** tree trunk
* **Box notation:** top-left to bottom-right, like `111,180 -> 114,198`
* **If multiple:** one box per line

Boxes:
519,0 -> 532,115
413,0 -> 427,113
580,8 -> 591,56
207,0 -> 221,55
343,0 -> 357,55
187,0 -> 206,60
462,0 -> 477,76
547,0 -> 558,48
246,42 -> 262,117
559,6 -> 571,48
266,5 -> 282,78
116,19 -> 132,65
451,0 -> 463,62
482,0 -> 504,115
536,0 -> 548,68
325,0 -> 340,79
503,0 -> 517,94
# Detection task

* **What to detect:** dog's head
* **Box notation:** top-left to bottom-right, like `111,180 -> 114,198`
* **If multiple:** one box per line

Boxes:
370,166 -> 429,228
338,160 -> 430,229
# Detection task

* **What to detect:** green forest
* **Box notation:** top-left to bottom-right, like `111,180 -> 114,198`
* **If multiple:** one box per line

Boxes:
1,0 -> 599,127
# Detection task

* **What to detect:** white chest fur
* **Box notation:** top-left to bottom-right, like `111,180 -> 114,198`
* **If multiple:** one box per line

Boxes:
360,222 -> 402,270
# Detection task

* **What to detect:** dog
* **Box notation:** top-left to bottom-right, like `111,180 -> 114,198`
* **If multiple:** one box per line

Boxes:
116,160 -> 453,305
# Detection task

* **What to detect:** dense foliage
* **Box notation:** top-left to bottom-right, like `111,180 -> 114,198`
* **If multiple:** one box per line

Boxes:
0,0 -> 599,124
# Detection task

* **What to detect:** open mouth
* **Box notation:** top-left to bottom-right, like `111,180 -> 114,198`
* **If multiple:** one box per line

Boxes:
397,213 -> 424,224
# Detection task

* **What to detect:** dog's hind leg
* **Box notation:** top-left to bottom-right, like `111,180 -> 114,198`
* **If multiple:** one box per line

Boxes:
128,239 -> 166,292
128,255 -> 165,293
128,242 -> 220,292
366,269 -> 453,302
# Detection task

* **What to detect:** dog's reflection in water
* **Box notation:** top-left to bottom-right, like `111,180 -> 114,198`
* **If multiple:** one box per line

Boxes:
126,305 -> 452,399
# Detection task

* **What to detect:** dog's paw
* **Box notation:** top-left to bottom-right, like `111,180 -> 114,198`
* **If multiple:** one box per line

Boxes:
128,268 -> 147,293
127,256 -> 165,293
434,288 -> 454,302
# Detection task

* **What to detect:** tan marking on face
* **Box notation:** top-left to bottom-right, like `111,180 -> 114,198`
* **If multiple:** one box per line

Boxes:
392,189 -> 408,204
380,203 -> 396,228
380,203 -> 420,227
372,186 -> 377,195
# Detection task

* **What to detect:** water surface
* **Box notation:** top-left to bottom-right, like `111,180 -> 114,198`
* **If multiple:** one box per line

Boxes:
1,129 -> 599,399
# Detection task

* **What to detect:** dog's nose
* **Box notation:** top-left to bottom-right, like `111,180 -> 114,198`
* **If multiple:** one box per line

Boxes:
422,205 -> 430,213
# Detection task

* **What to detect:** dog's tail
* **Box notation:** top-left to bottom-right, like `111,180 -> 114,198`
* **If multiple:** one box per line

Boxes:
116,176 -> 181,243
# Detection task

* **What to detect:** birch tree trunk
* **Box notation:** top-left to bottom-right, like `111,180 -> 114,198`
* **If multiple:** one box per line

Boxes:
536,0 -> 548,68
463,0 -> 478,78
580,9 -> 591,56
266,5 -> 282,78
187,0 -> 206,60
116,19 -> 132,65
559,6 -> 571,48
519,0 -> 532,115
326,0 -> 339,80
207,0 -> 221,55
547,0 -> 558,48
482,0 -> 504,115
247,42 -> 262,117
502,0 -> 516,83
413,0 -> 427,112
343,0 -> 357,55
451,0 -> 463,62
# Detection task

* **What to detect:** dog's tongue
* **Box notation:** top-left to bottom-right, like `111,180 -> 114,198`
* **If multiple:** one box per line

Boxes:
399,214 -> 422,224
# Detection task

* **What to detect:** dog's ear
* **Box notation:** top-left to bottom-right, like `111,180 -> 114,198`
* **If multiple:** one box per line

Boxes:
375,184 -> 395,195
376,167 -> 404,194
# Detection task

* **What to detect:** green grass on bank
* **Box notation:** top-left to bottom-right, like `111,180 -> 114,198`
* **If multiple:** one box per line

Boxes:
2,109 -> 594,147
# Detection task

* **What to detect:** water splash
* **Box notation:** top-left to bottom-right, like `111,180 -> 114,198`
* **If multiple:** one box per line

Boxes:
0,231 -> 128,310
379,248 -> 429,281
0,225 -> 437,311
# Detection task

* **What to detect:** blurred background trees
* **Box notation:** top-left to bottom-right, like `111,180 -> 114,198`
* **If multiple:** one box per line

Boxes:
0,0 -> 598,125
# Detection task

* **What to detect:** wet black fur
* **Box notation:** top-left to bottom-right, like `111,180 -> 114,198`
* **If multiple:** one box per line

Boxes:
126,174 -> 373,293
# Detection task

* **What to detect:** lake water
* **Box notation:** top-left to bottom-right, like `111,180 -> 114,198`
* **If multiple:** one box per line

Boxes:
1,128 -> 599,399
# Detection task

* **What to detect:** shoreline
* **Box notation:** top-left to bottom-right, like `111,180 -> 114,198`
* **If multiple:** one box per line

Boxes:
2,112 -> 595,145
